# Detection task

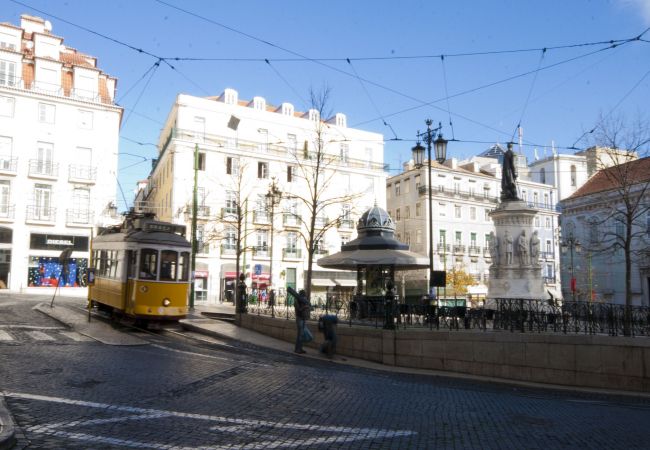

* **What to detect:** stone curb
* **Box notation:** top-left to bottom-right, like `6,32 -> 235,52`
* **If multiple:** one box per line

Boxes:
0,395 -> 16,450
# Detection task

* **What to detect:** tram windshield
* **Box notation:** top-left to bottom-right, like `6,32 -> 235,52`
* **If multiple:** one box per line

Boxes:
160,250 -> 178,281
179,252 -> 190,281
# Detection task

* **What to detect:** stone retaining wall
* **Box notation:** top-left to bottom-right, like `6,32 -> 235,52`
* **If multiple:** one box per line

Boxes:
238,314 -> 650,392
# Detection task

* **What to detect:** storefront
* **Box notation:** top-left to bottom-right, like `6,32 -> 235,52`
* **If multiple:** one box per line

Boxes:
28,233 -> 89,288
194,262 -> 209,302
0,227 -> 11,288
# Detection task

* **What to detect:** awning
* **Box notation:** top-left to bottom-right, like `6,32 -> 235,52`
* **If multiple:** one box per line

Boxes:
317,248 -> 429,270
312,278 -> 336,287
334,279 -> 357,287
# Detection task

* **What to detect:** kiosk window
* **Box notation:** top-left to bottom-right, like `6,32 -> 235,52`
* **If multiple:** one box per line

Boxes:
139,249 -> 158,280
179,252 -> 190,281
160,250 -> 178,281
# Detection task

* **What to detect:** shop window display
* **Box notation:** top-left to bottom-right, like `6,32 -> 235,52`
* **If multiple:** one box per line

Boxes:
28,256 -> 88,287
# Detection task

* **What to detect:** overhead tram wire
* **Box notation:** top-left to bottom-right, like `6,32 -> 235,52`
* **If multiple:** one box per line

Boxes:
264,59 -> 309,110
511,48 -> 546,143
117,61 -> 162,104
122,60 -> 161,128
346,58 -> 398,141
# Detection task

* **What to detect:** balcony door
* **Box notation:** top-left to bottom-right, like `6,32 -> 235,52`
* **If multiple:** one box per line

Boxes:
34,184 -> 52,220
36,142 -> 53,175
72,188 -> 90,223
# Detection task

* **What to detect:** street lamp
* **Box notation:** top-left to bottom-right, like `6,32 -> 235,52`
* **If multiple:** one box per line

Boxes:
265,177 -> 282,317
412,119 -> 448,299
561,233 -> 582,302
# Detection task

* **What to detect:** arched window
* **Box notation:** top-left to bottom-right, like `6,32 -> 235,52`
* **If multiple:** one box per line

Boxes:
570,165 -> 577,187
540,167 -> 546,184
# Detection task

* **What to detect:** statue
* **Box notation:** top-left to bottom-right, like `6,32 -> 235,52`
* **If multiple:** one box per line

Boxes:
488,231 -> 500,266
530,230 -> 540,264
518,230 -> 529,265
504,230 -> 513,265
501,143 -> 519,201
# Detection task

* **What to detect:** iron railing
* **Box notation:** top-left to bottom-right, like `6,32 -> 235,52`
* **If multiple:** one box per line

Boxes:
245,295 -> 650,337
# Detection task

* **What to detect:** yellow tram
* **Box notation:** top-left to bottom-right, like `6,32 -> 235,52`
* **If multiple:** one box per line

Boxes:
88,212 -> 191,323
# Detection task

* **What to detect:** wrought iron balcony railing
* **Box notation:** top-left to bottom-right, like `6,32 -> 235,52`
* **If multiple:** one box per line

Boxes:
26,205 -> 56,222
283,248 -> 302,259
66,209 -> 93,225
68,165 -> 97,182
0,156 -> 17,173
28,160 -> 59,178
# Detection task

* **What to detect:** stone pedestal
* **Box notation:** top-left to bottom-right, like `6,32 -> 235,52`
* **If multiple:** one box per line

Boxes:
487,200 -> 545,300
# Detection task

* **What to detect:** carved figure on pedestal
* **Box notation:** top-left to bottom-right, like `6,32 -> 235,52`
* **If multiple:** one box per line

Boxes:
500,143 -> 519,201
518,230 -> 529,265
504,230 -> 513,265
488,231 -> 500,266
530,230 -> 540,264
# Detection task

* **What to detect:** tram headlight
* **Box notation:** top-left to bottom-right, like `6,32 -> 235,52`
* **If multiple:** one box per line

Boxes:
162,298 -> 171,307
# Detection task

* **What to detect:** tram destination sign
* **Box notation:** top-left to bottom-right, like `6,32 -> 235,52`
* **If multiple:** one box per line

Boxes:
145,221 -> 186,235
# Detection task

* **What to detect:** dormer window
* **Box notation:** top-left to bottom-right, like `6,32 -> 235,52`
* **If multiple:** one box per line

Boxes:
281,102 -> 294,116
308,109 -> 319,122
252,96 -> 266,111
335,113 -> 346,127
223,88 -> 238,105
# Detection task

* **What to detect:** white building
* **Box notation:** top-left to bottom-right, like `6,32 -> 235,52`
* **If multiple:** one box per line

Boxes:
559,157 -> 650,305
0,15 -> 122,292
139,89 -> 385,304
387,144 -> 561,302
528,152 -> 589,201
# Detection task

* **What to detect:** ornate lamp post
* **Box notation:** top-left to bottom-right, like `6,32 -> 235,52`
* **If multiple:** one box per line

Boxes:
265,177 -> 282,317
561,232 -> 582,302
412,120 -> 448,299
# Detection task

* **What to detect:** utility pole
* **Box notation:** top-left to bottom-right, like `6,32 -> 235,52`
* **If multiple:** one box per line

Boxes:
189,144 -> 199,310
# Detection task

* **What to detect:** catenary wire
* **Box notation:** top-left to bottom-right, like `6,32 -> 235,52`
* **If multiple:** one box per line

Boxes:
512,49 -> 546,142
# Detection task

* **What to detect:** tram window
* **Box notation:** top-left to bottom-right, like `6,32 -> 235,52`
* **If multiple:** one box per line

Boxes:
127,251 -> 137,279
139,249 -> 158,280
99,250 -> 108,276
160,250 -> 178,281
179,252 -> 190,281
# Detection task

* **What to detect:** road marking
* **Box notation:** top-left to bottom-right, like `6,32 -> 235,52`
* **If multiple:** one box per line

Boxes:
0,325 -> 64,330
0,330 -> 13,341
60,331 -> 93,342
5,391 -> 416,449
25,331 -> 55,341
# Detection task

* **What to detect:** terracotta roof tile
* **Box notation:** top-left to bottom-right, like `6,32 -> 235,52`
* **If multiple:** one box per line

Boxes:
566,156 -> 650,200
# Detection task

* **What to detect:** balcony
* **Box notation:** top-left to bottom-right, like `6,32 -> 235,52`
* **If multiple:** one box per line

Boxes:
453,244 -> 466,254
221,207 -> 238,220
253,210 -> 270,223
314,247 -> 329,256
314,216 -> 328,228
68,165 -> 97,184
437,243 -> 450,253
253,246 -> 269,257
26,205 -> 56,223
418,184 -> 499,204
66,209 -> 93,226
337,218 -> 355,230
187,204 -> 211,219
220,244 -> 236,256
283,248 -> 302,259
0,205 -> 14,222
468,245 -> 481,256
540,251 -> 556,260
0,156 -> 17,175
483,248 -> 491,258
283,213 -> 300,228
196,241 -> 210,255
28,160 -> 59,180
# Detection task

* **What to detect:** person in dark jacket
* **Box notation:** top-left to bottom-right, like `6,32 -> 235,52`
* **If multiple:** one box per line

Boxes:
319,314 -> 338,358
292,288 -> 311,354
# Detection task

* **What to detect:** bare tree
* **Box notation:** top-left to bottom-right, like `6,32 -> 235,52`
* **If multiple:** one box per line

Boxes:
287,87 -> 366,299
586,112 -> 650,334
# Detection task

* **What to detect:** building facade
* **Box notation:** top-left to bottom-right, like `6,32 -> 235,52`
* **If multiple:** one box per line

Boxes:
139,89 -> 385,304
559,157 -> 650,305
387,149 -> 561,302
0,15 -> 121,291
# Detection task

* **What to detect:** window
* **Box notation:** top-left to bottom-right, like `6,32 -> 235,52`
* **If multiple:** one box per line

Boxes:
439,230 -> 447,245
395,208 -> 401,221
395,182 -> 400,196
341,235 -> 350,246
439,202 -> 446,217
485,209 -> 491,221
454,205 -> 461,219
38,103 -> 55,124
179,252 -> 190,281
470,232 -> 477,247
256,230 -> 268,254
160,250 -> 178,281
544,193 -> 549,208
77,109 -> 93,129
340,143 -> 349,164
38,67 -> 59,92
0,96 -> 14,117
71,188 -> 90,220
455,231 -> 462,245
485,233 -> 491,248
257,162 -> 268,179
225,190 -> 237,214
415,174 -> 421,189
287,165 -> 295,182
0,180 -> 10,216
533,192 -> 539,205
36,142 -> 53,175
546,240 -> 552,255
224,226 -> 237,250
470,207 -> 476,220
226,156 -> 239,176
196,224 -> 207,254
0,135 -> 11,161
258,128 -> 268,152
571,165 -> 577,187
405,206 -> 410,219
535,217 -> 540,227
540,167 -> 546,184
415,202 -> 421,217
545,217 -> 551,229
438,185 -> 445,193
403,178 -> 410,194
197,152 -> 206,171
139,249 -> 158,280
287,134 -> 297,157
286,232 -> 298,251
0,60 -> 16,87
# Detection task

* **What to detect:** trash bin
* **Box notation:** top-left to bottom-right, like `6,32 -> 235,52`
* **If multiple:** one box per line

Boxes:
318,314 -> 338,358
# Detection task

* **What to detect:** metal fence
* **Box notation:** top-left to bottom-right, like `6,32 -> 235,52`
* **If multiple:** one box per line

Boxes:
244,294 -> 650,337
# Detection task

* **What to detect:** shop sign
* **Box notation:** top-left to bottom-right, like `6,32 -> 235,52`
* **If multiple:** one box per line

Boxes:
30,233 -> 89,251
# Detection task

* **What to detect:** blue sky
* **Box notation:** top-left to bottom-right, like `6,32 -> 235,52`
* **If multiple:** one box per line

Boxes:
5,0 -> 650,210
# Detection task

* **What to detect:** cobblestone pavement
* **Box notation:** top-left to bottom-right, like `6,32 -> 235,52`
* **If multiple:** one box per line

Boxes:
2,295 -> 650,449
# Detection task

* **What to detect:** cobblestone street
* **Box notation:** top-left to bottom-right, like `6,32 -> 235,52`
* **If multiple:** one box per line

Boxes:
2,296 -> 650,449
